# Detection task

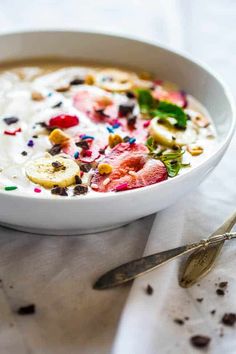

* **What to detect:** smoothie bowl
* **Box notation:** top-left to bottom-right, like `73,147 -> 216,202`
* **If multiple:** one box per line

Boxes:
0,31 -> 234,235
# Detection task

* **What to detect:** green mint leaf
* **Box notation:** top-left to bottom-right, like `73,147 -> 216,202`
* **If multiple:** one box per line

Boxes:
135,88 -> 157,114
152,101 -> 187,129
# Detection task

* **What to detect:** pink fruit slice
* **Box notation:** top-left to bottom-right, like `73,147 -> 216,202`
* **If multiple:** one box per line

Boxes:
73,90 -> 117,122
91,143 -> 167,192
152,86 -> 187,108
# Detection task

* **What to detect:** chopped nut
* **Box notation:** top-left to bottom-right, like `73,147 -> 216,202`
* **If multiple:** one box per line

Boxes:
103,177 -> 111,186
85,73 -> 94,85
55,84 -> 70,92
187,145 -> 204,156
108,134 -> 123,148
192,115 -> 210,128
98,163 -> 113,175
49,129 -> 70,145
31,91 -> 44,101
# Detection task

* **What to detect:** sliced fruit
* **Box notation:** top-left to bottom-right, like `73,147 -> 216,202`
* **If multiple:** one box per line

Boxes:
91,143 -> 167,192
149,118 -> 197,147
152,86 -> 187,108
73,90 -> 117,122
25,155 -> 80,188
93,69 -> 138,92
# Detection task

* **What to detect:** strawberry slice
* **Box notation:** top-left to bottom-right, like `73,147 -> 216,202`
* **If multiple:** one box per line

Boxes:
73,90 -> 117,122
152,86 -> 187,108
91,143 -> 167,192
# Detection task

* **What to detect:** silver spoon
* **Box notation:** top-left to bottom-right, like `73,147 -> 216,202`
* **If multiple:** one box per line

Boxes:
94,231 -> 236,290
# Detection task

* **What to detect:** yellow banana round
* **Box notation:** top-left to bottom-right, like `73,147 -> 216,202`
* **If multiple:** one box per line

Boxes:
149,118 -> 197,147
94,68 -> 138,92
25,155 -> 80,188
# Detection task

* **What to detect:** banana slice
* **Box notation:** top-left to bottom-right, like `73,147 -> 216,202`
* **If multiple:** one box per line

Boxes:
94,68 -> 138,92
25,155 -> 80,188
149,118 -> 197,147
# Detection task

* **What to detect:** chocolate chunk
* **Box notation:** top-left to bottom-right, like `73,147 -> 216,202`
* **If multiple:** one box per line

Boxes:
126,91 -> 136,99
51,187 -> 68,196
146,284 -> 153,295
75,175 -> 82,184
127,115 -> 137,128
52,101 -> 63,108
48,144 -> 62,156
123,136 -> 131,143
17,304 -> 35,315
74,184 -> 88,195
216,289 -> 225,296
118,102 -> 135,117
190,335 -> 211,349
70,78 -> 84,85
52,161 -> 65,170
3,116 -> 19,125
21,151 -> 28,156
76,140 -> 90,150
222,313 -> 236,327
94,108 -> 109,118
196,298 -> 203,303
80,163 -> 92,173
219,281 -> 228,289
99,148 -> 106,155
174,318 -> 184,325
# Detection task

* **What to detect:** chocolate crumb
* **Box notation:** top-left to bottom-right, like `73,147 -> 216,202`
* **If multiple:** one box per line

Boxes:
80,163 -> 92,173
146,284 -> 153,295
118,102 -> 135,117
221,313 -> 236,327
75,175 -> 82,184
184,317 -> 189,321
21,151 -> 28,156
48,144 -> 62,156
70,78 -> 84,85
190,335 -> 211,349
74,184 -> 88,195
76,140 -> 90,150
123,136 -> 131,143
52,101 -> 63,108
196,298 -> 203,303
126,91 -> 136,99
3,116 -> 19,125
32,135 -> 38,138
127,115 -> 137,128
17,304 -> 35,315
52,161 -> 65,170
174,318 -> 184,325
219,281 -> 228,289
99,148 -> 106,155
210,310 -> 216,315
216,289 -> 225,296
51,187 -> 68,196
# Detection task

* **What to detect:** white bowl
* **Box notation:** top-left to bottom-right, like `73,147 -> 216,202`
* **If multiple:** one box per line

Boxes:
0,30 -> 235,235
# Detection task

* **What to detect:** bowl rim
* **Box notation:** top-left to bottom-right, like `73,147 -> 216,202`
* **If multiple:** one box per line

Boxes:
0,29 -> 235,202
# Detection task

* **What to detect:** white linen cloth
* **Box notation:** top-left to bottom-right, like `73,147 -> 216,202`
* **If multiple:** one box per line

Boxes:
0,0 -> 235,353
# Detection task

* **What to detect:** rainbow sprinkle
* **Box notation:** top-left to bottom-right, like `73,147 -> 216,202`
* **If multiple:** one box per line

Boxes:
74,151 -> 79,159
34,188 -> 41,193
81,135 -> 94,140
4,186 -> 17,191
115,183 -> 128,192
129,138 -> 136,144
106,127 -> 114,134
27,140 -> 34,147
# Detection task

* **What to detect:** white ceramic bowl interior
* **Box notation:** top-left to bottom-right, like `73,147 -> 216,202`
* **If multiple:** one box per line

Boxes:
0,31 -> 235,235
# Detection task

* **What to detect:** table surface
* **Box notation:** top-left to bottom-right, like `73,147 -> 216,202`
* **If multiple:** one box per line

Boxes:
0,1 -> 235,353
